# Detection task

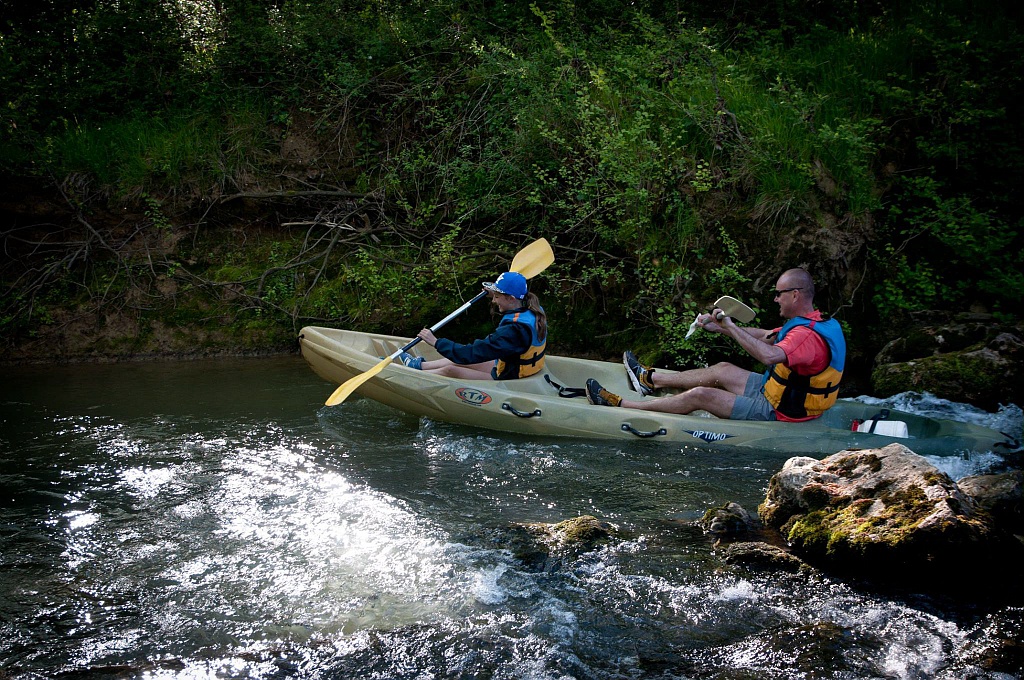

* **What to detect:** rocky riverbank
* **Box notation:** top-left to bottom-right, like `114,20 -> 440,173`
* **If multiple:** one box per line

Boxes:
490,445 -> 1024,672
505,444 -> 1024,597
871,312 -> 1024,412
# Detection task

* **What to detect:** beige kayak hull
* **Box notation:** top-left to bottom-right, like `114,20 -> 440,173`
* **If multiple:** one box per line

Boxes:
299,327 -> 1017,456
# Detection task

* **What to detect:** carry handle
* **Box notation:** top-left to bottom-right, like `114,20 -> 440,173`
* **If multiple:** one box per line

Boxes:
502,403 -> 542,418
865,409 -> 890,434
621,423 -> 667,438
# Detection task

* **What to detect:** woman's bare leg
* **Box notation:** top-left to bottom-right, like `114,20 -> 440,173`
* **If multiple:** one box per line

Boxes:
423,360 -> 495,380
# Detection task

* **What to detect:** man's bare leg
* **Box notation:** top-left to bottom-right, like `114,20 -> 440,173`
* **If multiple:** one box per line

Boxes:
651,361 -> 751,394
618,362 -> 754,417
619,386 -> 738,418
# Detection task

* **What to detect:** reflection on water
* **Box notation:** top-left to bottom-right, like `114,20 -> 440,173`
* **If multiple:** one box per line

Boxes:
1,357 -> 1021,678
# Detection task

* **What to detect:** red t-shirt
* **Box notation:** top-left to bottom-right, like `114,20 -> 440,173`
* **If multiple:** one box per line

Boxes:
773,310 -> 830,375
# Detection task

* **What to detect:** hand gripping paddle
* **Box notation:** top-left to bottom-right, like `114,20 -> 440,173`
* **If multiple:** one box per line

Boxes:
685,295 -> 756,339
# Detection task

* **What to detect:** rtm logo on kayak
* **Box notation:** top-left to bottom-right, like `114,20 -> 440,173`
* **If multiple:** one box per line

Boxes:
684,429 -> 734,443
455,387 -> 492,406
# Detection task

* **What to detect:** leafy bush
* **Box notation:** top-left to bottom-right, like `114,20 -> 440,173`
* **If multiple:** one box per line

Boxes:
3,0 -> 1021,363
873,176 -> 1023,316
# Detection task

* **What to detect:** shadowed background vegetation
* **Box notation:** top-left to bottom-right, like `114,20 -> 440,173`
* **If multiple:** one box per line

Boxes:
2,0 -> 1022,391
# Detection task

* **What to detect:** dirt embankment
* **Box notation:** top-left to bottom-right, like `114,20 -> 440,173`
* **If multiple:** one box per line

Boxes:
0,178 -> 323,365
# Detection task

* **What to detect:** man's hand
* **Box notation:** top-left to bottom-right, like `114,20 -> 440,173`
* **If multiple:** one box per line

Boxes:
697,308 -> 733,334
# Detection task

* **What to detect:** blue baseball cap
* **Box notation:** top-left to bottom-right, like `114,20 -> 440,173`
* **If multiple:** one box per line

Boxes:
482,271 -> 528,299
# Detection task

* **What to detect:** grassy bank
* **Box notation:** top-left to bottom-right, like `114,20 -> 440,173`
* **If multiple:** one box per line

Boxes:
2,0 -> 1022,373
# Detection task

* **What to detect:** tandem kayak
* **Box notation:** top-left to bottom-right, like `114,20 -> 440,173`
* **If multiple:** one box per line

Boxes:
299,327 -> 1019,456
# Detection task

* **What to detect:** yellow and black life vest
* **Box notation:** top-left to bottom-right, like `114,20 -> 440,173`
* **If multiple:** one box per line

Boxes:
494,308 -> 546,380
761,316 -> 846,419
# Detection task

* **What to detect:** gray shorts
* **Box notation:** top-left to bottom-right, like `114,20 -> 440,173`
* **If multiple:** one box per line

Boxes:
730,372 -> 777,421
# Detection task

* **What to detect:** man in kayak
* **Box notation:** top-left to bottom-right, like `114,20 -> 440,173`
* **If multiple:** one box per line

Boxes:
585,268 -> 846,422
401,271 -> 548,380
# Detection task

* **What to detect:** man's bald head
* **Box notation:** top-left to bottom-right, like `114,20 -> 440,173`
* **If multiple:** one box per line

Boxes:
780,268 -> 815,299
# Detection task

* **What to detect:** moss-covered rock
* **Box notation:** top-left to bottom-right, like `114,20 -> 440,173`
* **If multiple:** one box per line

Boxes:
534,515 -> 617,552
699,502 -> 761,537
758,445 -> 1022,585
871,313 -> 1024,410
872,345 -> 1022,410
477,515 -> 618,573
873,312 -> 997,364
721,541 -> 810,573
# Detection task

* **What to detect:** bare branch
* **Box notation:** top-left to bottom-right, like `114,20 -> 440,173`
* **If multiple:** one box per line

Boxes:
219,190 -> 366,203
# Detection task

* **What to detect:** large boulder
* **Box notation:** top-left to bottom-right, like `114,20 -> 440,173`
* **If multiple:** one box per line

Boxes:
758,444 -> 1021,586
871,313 -> 1024,410
958,470 -> 1024,537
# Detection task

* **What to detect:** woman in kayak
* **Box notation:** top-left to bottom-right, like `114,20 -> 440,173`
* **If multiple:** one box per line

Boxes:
401,271 -> 547,380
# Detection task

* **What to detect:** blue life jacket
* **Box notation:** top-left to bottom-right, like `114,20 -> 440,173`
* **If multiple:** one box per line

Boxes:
494,308 -> 546,380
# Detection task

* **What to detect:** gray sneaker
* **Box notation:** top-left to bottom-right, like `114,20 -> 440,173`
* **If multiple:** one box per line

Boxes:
623,351 -> 655,396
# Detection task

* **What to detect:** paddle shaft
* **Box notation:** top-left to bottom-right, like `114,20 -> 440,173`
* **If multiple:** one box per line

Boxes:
324,290 -> 488,406
391,290 -> 487,358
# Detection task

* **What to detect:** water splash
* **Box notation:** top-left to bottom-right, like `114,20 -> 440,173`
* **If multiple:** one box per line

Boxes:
6,361 -> 1022,679
850,390 -> 1023,440
849,391 -> 1023,478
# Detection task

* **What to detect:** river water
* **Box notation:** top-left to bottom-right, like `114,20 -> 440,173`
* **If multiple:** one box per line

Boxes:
2,356 -> 1022,679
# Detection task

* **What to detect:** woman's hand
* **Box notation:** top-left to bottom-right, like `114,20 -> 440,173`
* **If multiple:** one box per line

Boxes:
417,329 -> 438,346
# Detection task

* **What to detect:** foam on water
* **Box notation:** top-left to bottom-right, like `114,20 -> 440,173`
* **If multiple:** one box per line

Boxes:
850,390 -> 1022,478
850,390 -> 1023,440
44,420 -> 572,676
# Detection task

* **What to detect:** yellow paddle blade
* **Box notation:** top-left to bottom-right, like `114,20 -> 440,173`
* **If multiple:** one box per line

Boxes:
324,355 -> 392,406
510,238 -> 554,279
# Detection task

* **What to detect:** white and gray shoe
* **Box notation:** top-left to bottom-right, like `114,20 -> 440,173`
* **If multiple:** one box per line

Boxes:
623,350 -> 655,396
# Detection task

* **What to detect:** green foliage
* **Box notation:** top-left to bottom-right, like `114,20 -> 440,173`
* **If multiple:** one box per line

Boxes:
259,242 -> 298,308
872,176 -> 1023,314
706,226 -> 751,292
344,249 -> 418,323
1,0 -> 195,140
305,278 -> 350,322
143,195 -> 172,232
3,0 -> 1022,364
35,102 -> 270,194
870,245 -> 945,312
738,29 -> 894,219
417,226 -> 463,291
